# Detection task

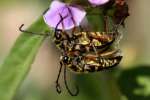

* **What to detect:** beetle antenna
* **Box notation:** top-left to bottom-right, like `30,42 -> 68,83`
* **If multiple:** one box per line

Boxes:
64,65 -> 79,96
56,62 -> 63,94
19,24 -> 49,36
43,7 -> 49,15
55,14 -> 68,32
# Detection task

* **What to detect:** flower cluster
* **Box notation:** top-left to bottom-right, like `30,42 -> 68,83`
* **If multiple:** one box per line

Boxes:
44,0 -> 129,30
44,0 -> 112,30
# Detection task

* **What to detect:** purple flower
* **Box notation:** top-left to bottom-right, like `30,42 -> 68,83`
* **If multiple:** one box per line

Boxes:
43,1 -> 86,30
88,0 -> 110,6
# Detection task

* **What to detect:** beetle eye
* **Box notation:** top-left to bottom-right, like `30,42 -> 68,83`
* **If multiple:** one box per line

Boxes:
72,34 -> 78,40
55,29 -> 62,39
63,56 -> 69,63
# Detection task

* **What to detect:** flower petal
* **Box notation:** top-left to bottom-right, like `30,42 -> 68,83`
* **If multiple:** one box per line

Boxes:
43,1 -> 86,30
69,7 -> 86,26
50,0 -> 66,10
88,0 -> 110,6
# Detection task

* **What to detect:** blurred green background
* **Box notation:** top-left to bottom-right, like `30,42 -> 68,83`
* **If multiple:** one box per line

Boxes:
0,0 -> 150,100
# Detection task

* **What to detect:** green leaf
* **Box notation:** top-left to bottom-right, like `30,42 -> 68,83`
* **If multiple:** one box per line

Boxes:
0,17 -> 51,100
118,65 -> 150,100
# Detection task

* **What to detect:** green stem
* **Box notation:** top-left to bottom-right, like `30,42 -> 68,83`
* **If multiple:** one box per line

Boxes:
99,73 -> 122,100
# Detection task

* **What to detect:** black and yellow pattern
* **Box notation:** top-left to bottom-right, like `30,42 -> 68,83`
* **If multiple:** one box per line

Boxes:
54,29 -> 122,73
52,15 -> 122,73
62,49 -> 122,73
